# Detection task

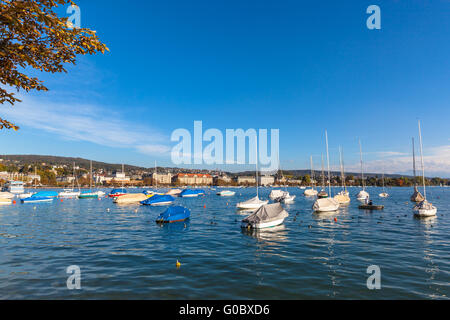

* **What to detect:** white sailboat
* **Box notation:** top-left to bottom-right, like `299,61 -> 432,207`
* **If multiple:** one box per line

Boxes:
410,138 -> 425,203
317,154 -> 328,199
334,146 -> 350,204
304,156 -> 318,197
413,121 -> 437,217
379,167 -> 389,198
59,162 -> 81,198
313,131 -> 340,212
356,139 -> 370,201
237,145 -> 268,210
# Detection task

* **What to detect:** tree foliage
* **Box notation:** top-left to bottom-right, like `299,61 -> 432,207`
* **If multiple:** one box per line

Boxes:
0,0 -> 108,130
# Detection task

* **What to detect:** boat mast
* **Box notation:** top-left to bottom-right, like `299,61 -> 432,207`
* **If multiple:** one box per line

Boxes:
359,138 -> 365,190
72,162 -> 75,190
325,130 -> 332,196
122,163 -> 125,190
339,146 -> 346,191
256,143 -> 259,199
418,120 -> 427,200
321,153 -> 325,191
310,155 -> 315,190
34,166 -> 37,190
90,160 -> 92,191
154,161 -> 157,189
412,137 -> 417,187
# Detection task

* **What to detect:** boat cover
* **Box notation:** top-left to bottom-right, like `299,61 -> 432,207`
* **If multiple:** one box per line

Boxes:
156,206 -> 190,222
243,203 -> 288,224
114,193 -> 148,203
110,188 -> 127,194
32,191 -> 58,198
313,198 -> 339,211
141,194 -> 174,205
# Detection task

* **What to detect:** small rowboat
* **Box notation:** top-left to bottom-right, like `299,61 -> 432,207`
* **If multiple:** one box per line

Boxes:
156,206 -> 190,223
358,205 -> 384,210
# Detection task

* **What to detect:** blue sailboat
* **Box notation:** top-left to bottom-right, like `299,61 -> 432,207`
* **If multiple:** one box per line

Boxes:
156,206 -> 190,223
141,194 -> 174,206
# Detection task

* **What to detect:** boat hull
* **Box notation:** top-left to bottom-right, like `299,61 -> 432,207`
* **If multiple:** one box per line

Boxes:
241,217 -> 285,229
413,207 -> 437,217
21,197 -> 53,203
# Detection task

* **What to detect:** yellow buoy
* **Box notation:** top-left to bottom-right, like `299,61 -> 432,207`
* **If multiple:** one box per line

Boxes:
176,260 -> 181,268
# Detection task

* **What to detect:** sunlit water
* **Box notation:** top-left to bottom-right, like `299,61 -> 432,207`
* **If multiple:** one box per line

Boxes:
0,187 -> 449,299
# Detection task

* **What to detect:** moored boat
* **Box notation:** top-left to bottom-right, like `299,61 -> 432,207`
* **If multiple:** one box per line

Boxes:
217,190 -> 236,197
313,130 -> 340,212
141,194 -> 175,206
241,203 -> 288,229
108,188 -> 127,198
237,196 -> 269,210
156,206 -> 190,223
113,193 -> 148,204
412,121 -> 437,217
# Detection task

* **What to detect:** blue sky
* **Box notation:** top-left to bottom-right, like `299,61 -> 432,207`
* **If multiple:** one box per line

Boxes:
1,0 -> 449,176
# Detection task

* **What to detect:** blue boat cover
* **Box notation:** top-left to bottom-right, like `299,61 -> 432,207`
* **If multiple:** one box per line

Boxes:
110,188 -> 127,194
156,206 -> 190,222
141,194 -> 174,205
180,189 -> 204,196
32,191 -> 58,198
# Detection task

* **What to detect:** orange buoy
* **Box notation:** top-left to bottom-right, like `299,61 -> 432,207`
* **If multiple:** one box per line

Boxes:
203,205 -> 206,209
13,200 -> 16,205
61,199 -> 63,202
334,217 -> 337,222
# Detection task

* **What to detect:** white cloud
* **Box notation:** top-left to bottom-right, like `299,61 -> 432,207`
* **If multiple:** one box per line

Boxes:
2,95 -> 171,156
346,145 -> 450,177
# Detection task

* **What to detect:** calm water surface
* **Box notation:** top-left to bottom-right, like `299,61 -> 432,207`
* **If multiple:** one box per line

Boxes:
0,187 -> 449,299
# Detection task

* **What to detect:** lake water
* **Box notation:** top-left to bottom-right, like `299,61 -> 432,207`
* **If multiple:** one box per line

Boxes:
0,187 -> 449,299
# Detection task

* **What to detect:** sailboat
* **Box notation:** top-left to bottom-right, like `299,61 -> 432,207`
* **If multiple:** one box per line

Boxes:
410,138 -> 425,203
237,145 -> 269,210
313,131 -> 340,212
334,146 -> 350,205
79,160 -> 103,199
304,156 -> 319,197
18,166 -> 36,199
379,167 -> 389,198
59,162 -> 81,198
109,164 -> 127,197
413,121 -> 437,217
317,154 -> 329,199
356,139 -> 370,201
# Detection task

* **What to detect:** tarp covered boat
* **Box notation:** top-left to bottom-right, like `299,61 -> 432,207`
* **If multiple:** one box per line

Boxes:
156,206 -> 190,223
241,203 -> 289,229
313,198 -> 340,212
21,196 -> 54,203
108,188 -> 127,197
114,193 -> 148,204
141,194 -> 174,206
180,189 -> 202,198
